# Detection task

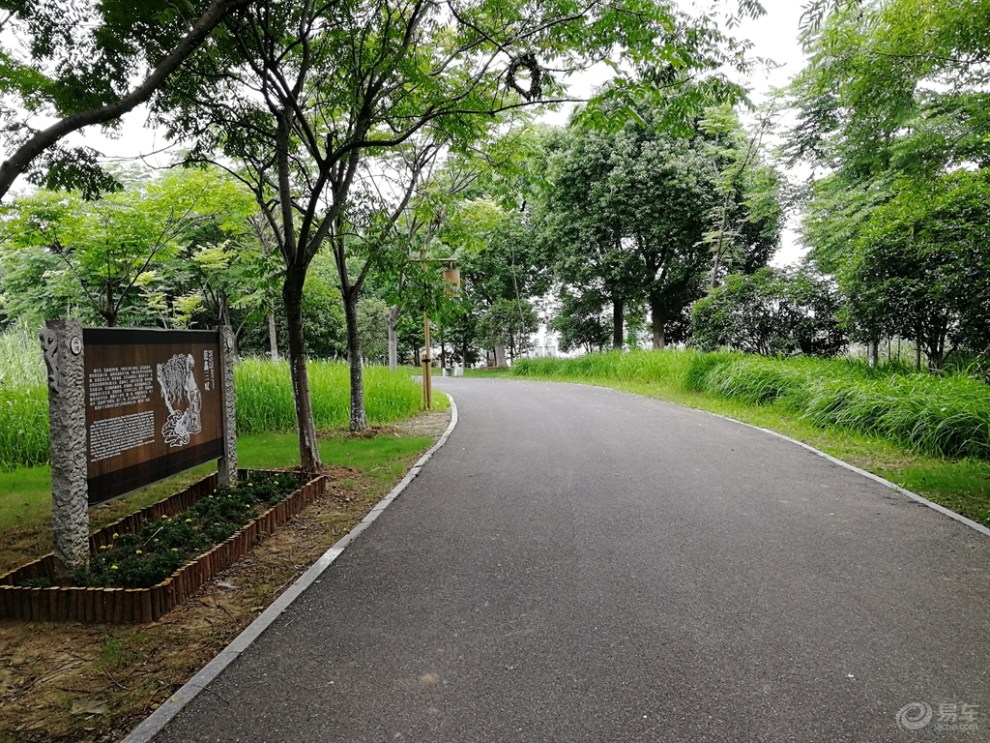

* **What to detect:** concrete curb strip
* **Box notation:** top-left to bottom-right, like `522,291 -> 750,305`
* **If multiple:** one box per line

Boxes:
119,396 -> 459,743
706,409 -> 990,538
570,378 -> 990,540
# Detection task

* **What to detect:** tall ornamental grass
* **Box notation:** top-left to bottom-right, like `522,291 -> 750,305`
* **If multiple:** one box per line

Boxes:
0,339 -> 423,470
0,327 -> 49,470
513,350 -> 990,460
0,326 -> 46,389
235,359 -> 422,434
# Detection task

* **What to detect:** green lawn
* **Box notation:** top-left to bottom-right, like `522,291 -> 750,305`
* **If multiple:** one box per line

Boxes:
0,431 -> 435,574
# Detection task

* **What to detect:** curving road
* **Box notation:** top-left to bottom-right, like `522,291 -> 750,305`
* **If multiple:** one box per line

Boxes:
149,378 -> 990,742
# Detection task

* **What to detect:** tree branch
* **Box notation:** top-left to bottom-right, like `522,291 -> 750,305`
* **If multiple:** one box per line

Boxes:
0,0 -> 253,201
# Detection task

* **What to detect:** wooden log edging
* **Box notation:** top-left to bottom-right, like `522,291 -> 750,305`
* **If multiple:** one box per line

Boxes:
0,471 -> 327,623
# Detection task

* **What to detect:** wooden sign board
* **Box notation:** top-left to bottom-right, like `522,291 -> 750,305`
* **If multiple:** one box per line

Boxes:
82,328 -> 225,504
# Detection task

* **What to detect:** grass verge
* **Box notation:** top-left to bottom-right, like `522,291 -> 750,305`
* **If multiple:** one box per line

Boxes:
0,410 -> 449,743
504,352 -> 990,528
0,359 -> 426,471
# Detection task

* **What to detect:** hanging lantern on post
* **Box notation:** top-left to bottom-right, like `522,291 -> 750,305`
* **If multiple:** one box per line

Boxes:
443,267 -> 461,297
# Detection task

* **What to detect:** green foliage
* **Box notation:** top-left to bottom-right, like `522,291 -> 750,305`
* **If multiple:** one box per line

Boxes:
790,0 -> 990,181
475,298 -> 539,356
691,266 -> 845,356
839,171 -> 990,370
541,101 -> 780,348
234,359 -> 422,434
513,350 -> 990,460
0,330 -> 422,470
791,0 -> 990,374
61,471 -> 304,589
0,167 -> 260,328
550,290 -> 613,354
0,0 -> 238,196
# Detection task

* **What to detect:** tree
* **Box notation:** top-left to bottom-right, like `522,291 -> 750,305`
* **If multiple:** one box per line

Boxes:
475,298 -> 538,363
790,0 -> 990,369
0,167 -> 256,327
158,0 -> 716,466
543,107 -> 773,350
540,126 -> 644,349
789,0 -> 990,183
549,290 -> 612,354
435,188 -> 551,366
691,266 -> 845,356
699,104 -> 784,287
0,0 -> 253,200
840,171 -> 990,372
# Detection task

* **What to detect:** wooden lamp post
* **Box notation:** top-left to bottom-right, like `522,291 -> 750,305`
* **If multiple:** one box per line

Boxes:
420,255 -> 460,409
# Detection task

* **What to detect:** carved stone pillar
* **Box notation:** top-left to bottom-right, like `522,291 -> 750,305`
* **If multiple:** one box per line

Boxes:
41,320 -> 89,576
217,326 -> 238,487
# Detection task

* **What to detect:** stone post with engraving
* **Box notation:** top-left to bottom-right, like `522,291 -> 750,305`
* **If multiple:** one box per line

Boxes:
217,325 -> 238,487
40,320 -> 89,576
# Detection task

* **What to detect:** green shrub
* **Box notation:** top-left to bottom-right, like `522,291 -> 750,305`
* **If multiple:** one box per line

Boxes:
63,470 -> 303,588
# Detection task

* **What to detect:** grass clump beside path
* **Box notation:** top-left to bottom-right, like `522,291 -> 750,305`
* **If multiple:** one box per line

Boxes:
0,350 -> 423,469
510,350 -> 990,526
235,359 -> 423,434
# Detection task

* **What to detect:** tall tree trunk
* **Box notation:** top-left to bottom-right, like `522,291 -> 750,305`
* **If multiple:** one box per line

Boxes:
283,273 -> 321,472
650,299 -> 666,350
866,337 -> 878,368
494,344 -> 508,368
612,297 -> 624,350
343,289 -> 367,432
268,308 -> 279,361
387,305 -> 400,372
927,329 -> 945,374
440,338 -> 447,369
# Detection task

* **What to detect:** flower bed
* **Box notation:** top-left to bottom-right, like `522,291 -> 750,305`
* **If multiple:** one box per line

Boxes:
0,470 -> 326,623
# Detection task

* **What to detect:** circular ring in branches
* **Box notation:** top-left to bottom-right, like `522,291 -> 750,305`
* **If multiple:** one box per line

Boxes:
506,53 -> 542,101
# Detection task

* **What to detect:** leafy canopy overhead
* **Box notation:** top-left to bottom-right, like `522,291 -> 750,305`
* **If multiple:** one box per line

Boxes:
0,0 -> 252,199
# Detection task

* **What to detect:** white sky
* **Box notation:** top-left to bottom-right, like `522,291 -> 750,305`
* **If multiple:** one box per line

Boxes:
19,0 -> 812,264
734,0 -> 811,266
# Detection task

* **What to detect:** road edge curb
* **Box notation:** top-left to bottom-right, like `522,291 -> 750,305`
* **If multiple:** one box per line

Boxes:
575,378 -> 990,539
523,376 -> 990,540
703,408 -> 990,538
119,396 -> 459,743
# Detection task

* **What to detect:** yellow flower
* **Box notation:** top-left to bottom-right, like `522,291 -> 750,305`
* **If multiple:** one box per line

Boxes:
135,550 -> 143,555
185,518 -> 193,524
110,565 -> 119,571
170,548 -> 179,553
112,533 -> 119,539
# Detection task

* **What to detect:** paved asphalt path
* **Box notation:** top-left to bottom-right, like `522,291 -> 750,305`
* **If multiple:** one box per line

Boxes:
151,378 -> 990,743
